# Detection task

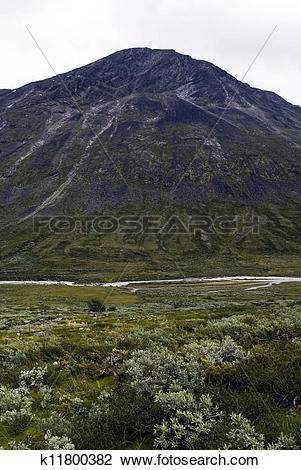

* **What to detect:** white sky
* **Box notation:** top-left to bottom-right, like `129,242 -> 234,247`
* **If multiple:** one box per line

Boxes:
1,0 -> 300,104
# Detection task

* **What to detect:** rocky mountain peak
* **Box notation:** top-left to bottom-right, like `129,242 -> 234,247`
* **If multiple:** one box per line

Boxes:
0,48 -> 301,221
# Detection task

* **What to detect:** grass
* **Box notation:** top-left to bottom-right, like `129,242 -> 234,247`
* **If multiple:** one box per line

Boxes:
0,279 -> 300,449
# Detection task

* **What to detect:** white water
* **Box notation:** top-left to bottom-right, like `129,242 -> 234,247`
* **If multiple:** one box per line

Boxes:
0,276 -> 300,290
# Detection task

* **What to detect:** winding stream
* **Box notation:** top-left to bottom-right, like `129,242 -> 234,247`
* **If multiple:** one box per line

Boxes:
0,276 -> 300,290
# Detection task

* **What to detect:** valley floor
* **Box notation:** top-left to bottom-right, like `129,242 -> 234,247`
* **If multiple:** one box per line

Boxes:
0,279 -> 300,449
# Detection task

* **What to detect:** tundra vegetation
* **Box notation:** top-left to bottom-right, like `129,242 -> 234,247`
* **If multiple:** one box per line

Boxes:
0,280 -> 300,450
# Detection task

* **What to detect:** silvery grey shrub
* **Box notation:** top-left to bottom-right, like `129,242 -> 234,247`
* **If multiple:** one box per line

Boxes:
19,365 -> 48,389
224,413 -> 265,450
153,391 -> 220,449
88,391 -> 112,421
124,347 -> 204,396
205,315 -> 250,336
224,413 -> 299,450
267,432 -> 298,450
6,441 -> 30,450
44,435 -> 75,450
279,309 -> 301,331
125,326 -> 170,348
37,411 -> 72,437
0,385 -> 33,429
39,385 -> 53,408
185,336 -> 253,366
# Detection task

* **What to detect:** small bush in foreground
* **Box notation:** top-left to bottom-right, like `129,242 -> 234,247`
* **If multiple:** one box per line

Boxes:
87,299 -> 106,313
154,391 -> 221,449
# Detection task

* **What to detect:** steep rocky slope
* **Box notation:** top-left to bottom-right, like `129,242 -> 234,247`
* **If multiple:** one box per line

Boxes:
0,48 -> 300,280
0,48 -> 301,221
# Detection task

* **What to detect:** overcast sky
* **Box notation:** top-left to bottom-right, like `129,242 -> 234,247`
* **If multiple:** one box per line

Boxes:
1,0 -> 300,104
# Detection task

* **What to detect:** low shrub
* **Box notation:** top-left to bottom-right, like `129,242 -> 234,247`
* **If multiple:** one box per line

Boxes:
87,299 -> 106,313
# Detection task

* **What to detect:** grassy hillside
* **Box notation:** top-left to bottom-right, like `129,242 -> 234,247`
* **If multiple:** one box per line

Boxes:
0,201 -> 300,281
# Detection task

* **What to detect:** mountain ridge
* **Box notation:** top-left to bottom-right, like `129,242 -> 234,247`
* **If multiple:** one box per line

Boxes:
0,47 -> 300,226
0,48 -> 301,280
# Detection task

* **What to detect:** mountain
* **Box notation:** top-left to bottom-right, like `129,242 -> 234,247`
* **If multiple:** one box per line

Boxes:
1,48 -> 301,219
0,48 -> 300,280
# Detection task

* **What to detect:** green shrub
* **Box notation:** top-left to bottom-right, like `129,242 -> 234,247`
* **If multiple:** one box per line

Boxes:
186,336 -> 253,366
125,327 -> 170,348
224,413 -> 265,449
71,388 -> 162,449
87,299 -> 106,313
37,411 -> 72,437
20,365 -> 48,389
225,414 -> 299,450
44,435 -> 75,450
124,348 -> 204,396
0,385 -> 33,432
267,432 -> 299,450
154,391 -> 220,449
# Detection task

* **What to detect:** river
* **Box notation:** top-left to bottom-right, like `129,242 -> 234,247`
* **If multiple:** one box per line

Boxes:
0,276 -> 301,290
